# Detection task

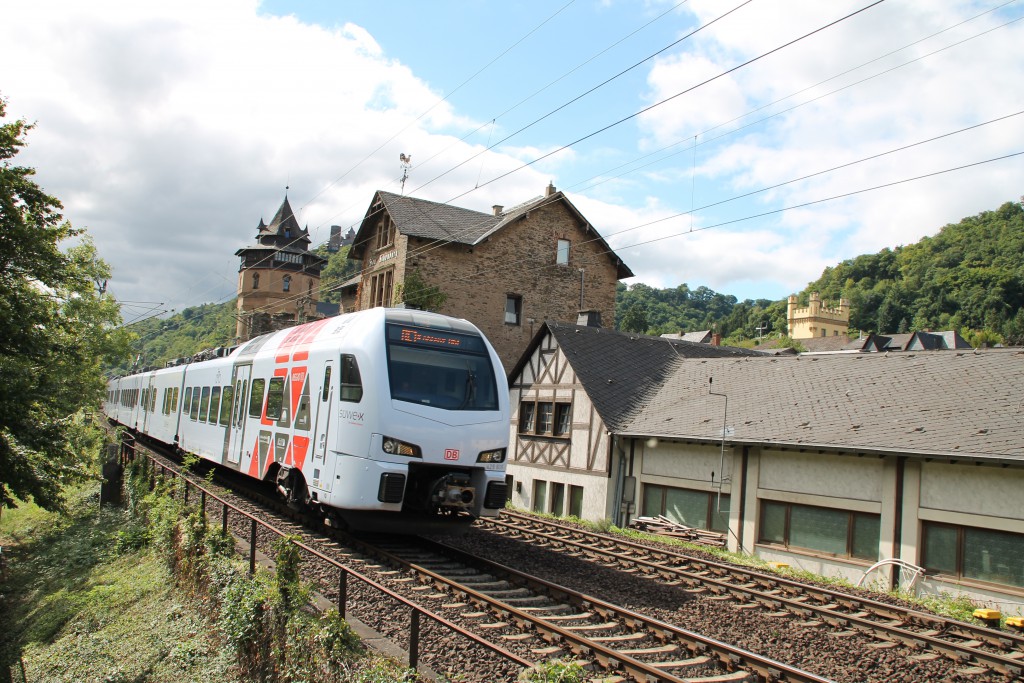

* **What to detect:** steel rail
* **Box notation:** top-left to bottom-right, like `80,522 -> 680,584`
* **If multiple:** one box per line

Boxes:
487,511 -> 1024,677
366,535 -> 835,683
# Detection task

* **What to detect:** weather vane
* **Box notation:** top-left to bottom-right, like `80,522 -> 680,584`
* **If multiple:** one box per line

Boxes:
399,153 -> 412,194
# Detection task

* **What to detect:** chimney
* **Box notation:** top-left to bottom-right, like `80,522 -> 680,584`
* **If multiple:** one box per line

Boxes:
577,310 -> 601,327
711,333 -> 722,346
545,182 -> 556,197
492,205 -> 503,216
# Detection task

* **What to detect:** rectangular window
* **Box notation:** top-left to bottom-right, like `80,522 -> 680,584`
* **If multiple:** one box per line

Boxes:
518,401 -> 571,438
189,387 -> 201,421
922,523 -> 1024,588
556,238 -> 570,265
340,354 -> 362,402
518,402 -> 535,434
536,403 -> 553,434
550,483 -> 565,516
321,365 -> 333,402
198,387 -> 211,422
554,403 -> 572,436
208,386 -> 221,424
569,485 -> 584,518
182,387 -> 192,417
171,387 -> 179,414
370,269 -> 394,308
643,484 -> 730,534
248,378 -> 266,418
532,480 -> 547,514
504,294 -> 522,325
376,215 -> 394,250
219,385 -> 233,426
758,501 -> 879,561
265,377 -> 286,421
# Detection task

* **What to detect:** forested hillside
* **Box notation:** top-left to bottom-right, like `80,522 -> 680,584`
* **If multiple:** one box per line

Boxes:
126,300 -> 237,371
804,200 -> 1024,345
616,199 -> 1024,346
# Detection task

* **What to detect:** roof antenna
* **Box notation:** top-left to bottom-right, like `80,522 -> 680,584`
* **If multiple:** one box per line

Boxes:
399,154 -> 412,195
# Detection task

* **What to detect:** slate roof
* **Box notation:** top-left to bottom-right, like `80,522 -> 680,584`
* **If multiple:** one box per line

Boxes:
512,321 -> 764,432
352,189 -> 633,278
662,330 -> 713,344
372,191 -> 499,246
619,348 -> 1024,462
259,196 -> 310,244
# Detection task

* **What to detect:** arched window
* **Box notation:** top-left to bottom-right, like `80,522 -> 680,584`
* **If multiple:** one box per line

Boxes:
252,273 -> 260,289
283,275 -> 291,292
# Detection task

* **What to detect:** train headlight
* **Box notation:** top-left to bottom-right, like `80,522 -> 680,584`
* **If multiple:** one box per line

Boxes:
382,436 -> 421,458
477,448 -> 506,463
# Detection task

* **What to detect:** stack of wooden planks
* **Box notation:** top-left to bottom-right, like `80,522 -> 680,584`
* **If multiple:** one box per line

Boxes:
629,515 -> 727,547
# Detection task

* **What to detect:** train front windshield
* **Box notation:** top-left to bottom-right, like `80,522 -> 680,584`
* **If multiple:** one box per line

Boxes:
385,323 -> 499,411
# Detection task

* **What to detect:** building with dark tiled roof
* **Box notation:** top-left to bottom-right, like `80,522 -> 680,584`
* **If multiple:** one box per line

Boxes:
507,321 -> 1024,613
235,196 -> 328,341
347,184 -> 632,369
506,318 -> 763,522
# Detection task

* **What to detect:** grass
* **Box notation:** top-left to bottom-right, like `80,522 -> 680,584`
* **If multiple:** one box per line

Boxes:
0,483 -> 239,683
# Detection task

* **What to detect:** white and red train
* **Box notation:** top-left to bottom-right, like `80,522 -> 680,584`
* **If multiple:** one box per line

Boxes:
105,308 -> 510,529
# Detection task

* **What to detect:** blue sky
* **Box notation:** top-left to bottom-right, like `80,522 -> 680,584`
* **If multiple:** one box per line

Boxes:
2,0 -> 1022,325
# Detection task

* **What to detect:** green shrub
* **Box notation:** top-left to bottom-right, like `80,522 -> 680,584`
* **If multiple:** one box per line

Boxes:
518,658 -> 587,682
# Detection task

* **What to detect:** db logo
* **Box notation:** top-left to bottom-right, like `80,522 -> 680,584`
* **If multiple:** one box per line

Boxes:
444,449 -> 460,461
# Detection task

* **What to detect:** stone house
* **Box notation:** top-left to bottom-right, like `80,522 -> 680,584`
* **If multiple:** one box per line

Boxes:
507,321 -> 1024,613
347,184 -> 632,370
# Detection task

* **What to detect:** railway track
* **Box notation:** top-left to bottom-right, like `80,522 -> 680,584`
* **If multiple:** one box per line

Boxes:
367,534 -> 833,683
125,435 -> 831,682
478,510 -> 1024,680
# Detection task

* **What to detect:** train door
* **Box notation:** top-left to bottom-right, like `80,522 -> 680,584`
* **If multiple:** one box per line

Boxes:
311,360 -> 334,462
141,375 -> 156,433
227,364 -> 251,468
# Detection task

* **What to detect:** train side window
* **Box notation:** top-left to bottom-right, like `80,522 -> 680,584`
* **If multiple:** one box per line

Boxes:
190,387 -> 201,421
321,365 -> 332,402
151,388 -> 157,413
265,377 -> 285,421
219,385 -> 233,426
183,388 -> 193,416
208,386 -> 221,424
199,387 -> 211,422
172,387 -> 179,413
340,354 -> 362,403
248,379 -> 266,418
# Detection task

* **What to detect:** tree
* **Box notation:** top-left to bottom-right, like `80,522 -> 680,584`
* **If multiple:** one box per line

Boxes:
620,303 -> 648,333
393,268 -> 447,311
0,96 -> 131,511
316,244 -> 360,305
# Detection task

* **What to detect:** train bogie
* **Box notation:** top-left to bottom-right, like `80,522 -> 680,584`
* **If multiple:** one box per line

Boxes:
105,308 -> 510,529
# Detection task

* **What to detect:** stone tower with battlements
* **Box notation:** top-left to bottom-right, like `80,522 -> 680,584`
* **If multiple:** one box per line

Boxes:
787,292 -> 851,339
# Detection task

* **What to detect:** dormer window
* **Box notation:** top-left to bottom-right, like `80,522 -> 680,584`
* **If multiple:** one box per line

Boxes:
285,227 -> 292,239
283,275 -> 292,292
556,239 -> 570,265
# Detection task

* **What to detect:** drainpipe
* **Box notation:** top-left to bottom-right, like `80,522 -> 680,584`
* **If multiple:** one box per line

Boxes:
737,446 -> 749,555
892,456 -> 906,591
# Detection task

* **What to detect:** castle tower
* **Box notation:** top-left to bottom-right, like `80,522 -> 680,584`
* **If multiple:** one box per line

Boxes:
234,196 -> 327,341
787,292 -> 851,339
